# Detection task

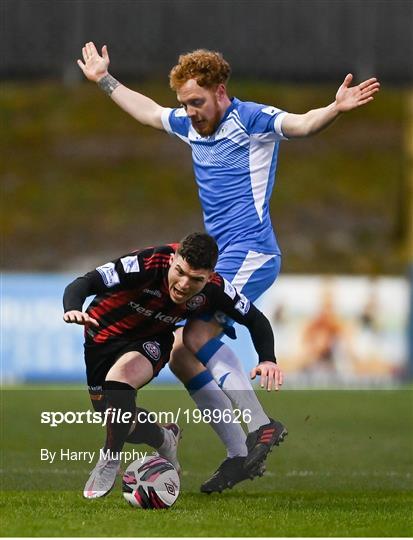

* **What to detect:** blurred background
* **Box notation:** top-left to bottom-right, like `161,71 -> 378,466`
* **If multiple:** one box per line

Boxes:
2,0 -> 413,385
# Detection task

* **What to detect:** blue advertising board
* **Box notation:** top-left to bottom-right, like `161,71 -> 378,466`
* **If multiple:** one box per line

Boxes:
1,274 -> 256,383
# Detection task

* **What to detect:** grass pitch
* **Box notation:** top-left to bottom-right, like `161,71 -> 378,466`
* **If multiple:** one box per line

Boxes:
1,386 -> 412,537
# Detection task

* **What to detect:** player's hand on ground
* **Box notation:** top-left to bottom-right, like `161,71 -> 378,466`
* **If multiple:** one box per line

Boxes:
335,74 -> 380,112
77,42 -> 110,82
250,361 -> 283,391
63,310 -> 99,327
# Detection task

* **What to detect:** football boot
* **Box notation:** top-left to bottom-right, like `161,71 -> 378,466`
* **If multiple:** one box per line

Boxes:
244,418 -> 288,470
83,453 -> 121,499
157,423 -> 182,475
200,456 -> 265,494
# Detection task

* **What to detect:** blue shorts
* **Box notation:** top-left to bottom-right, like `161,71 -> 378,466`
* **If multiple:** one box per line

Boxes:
195,245 -> 281,337
215,244 -> 281,302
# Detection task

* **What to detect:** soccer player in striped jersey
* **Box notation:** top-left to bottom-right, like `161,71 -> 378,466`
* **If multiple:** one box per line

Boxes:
63,233 -> 282,497
77,43 -> 380,491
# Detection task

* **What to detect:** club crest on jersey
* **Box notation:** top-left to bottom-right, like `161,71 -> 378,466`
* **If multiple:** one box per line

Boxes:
235,294 -> 250,315
186,293 -> 206,310
143,341 -> 161,361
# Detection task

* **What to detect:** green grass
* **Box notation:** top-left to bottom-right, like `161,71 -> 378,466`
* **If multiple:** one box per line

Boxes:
1,387 -> 412,536
2,491 -> 412,537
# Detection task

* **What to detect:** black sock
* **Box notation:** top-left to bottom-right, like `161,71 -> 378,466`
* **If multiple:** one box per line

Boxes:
126,407 -> 164,449
103,380 -> 136,455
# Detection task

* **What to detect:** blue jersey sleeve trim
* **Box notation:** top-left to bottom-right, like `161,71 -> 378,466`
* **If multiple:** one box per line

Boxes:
161,107 -> 190,141
274,111 -> 288,140
161,107 -> 173,134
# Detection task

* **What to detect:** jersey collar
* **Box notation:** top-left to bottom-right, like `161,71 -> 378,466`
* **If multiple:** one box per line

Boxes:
196,98 -> 238,140
218,97 -> 237,127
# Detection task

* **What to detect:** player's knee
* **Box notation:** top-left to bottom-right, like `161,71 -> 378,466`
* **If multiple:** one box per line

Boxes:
169,341 -> 206,384
182,321 -> 220,354
182,329 -> 207,355
107,352 -> 153,389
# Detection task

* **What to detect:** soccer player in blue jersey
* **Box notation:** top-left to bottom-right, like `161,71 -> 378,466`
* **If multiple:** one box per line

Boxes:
77,43 -> 380,492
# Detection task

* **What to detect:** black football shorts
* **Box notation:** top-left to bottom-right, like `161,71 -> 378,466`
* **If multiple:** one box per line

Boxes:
84,333 -> 174,411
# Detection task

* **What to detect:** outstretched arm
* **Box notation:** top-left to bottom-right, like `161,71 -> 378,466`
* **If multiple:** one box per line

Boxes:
281,74 -> 380,138
211,283 -> 284,391
77,42 -> 164,130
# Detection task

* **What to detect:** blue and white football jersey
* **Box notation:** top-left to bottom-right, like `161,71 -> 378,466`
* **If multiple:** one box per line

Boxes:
161,97 -> 287,255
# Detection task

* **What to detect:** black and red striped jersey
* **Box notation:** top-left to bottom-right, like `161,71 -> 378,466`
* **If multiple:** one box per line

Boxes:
63,244 -> 275,363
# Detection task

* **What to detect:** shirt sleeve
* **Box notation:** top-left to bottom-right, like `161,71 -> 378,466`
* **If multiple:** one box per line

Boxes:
239,101 -> 288,141
207,277 -> 276,364
161,107 -> 191,144
63,250 -> 150,312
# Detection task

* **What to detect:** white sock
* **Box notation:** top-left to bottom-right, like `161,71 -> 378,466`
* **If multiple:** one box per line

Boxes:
187,375 -> 247,458
203,342 -> 270,432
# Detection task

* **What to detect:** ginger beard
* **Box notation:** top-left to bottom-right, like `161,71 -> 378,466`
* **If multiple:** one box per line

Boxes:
191,94 -> 222,136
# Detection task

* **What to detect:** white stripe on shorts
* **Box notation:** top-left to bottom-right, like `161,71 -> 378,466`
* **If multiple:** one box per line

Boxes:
230,251 -> 276,293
